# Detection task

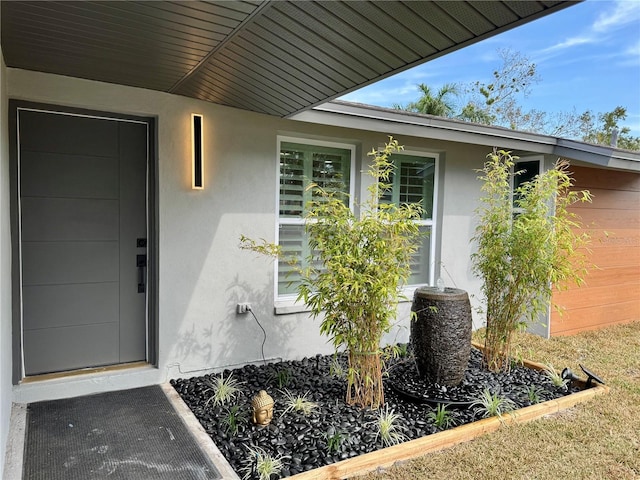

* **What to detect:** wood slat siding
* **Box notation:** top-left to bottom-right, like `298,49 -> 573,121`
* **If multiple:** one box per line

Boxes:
551,165 -> 640,336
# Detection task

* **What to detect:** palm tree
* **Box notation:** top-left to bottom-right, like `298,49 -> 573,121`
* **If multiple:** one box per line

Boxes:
398,83 -> 459,117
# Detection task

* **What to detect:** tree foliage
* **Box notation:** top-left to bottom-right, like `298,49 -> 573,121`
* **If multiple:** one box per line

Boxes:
471,150 -> 592,372
394,48 -> 640,150
579,106 -> 640,151
459,48 -> 541,128
394,83 -> 459,117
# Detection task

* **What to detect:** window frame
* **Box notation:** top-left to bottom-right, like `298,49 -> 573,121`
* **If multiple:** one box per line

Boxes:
275,136 -> 356,306
388,149 -> 440,291
273,140 -> 440,313
512,156 -> 542,214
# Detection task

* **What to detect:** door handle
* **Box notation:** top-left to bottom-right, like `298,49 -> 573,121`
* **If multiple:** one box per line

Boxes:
137,254 -> 147,293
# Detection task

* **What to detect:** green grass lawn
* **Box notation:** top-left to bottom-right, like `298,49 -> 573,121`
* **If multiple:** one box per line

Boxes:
360,321 -> 640,480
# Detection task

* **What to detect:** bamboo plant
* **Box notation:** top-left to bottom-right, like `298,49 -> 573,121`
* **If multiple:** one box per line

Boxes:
242,137 -> 425,409
471,149 -> 592,372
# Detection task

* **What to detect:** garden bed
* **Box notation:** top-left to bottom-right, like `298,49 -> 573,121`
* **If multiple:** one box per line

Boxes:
171,345 -> 609,480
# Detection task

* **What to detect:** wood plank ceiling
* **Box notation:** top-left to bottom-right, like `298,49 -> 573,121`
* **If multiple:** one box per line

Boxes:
1,1 -> 578,118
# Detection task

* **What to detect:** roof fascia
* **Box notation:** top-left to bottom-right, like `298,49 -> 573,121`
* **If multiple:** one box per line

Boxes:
290,101 -> 640,172
291,101 -> 557,151
555,139 -> 640,172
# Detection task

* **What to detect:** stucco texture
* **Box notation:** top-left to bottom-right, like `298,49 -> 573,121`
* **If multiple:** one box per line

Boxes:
6,68 -> 490,404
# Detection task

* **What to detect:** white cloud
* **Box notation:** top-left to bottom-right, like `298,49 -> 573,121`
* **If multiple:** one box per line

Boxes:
545,36 -> 594,51
626,39 -> 640,57
617,39 -> 640,67
391,68 -> 438,83
624,112 -> 640,137
538,1 -> 638,51
593,0 -> 640,32
340,81 -> 423,106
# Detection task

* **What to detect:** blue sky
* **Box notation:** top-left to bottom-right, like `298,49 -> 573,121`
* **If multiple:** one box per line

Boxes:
339,0 -> 640,137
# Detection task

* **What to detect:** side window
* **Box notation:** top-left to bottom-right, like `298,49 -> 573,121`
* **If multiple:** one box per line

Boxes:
380,152 -> 438,286
514,160 -> 540,190
513,159 -> 541,212
277,138 -> 354,297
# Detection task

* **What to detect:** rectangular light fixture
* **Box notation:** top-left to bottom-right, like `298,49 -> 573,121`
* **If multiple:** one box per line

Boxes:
192,113 -> 204,189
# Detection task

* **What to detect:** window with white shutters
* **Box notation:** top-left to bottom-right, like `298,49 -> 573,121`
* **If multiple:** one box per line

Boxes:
380,152 -> 438,286
277,138 -> 354,296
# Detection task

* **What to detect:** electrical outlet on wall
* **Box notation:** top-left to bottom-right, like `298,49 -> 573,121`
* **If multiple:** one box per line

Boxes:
236,303 -> 251,314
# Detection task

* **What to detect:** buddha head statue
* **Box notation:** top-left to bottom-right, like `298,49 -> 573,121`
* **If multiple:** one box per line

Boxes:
251,390 -> 274,426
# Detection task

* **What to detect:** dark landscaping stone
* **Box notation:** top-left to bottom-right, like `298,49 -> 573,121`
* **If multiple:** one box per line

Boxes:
171,347 -> 578,480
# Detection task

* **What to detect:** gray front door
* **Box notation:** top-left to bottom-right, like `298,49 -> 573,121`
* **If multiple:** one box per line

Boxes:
18,109 -> 148,376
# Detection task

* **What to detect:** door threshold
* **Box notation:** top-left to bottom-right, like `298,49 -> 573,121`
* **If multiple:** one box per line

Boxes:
21,361 -> 150,383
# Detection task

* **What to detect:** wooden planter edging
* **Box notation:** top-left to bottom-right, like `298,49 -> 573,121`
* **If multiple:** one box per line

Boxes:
284,346 -> 610,480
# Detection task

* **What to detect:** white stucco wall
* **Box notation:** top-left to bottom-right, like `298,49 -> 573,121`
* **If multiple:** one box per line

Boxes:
0,45 -> 12,478
6,69 -> 489,404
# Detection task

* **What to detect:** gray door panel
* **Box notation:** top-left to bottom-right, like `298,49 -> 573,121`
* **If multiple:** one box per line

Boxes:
21,198 -> 119,241
19,111 -> 119,156
22,242 -> 119,285
23,283 -> 119,330
19,110 -> 147,375
24,323 -> 119,375
20,151 -> 119,199
118,122 -> 147,363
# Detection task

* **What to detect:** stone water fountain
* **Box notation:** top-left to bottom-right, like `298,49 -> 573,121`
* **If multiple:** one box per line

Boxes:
389,285 -> 474,406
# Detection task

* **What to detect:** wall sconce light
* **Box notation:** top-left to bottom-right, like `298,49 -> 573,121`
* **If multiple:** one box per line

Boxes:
191,113 -> 204,189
